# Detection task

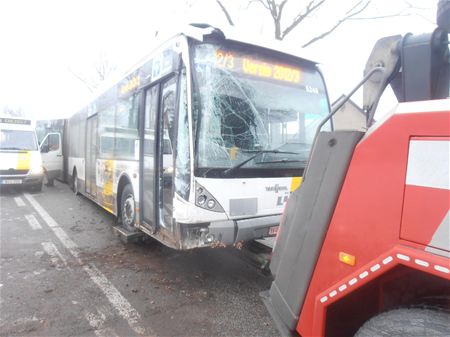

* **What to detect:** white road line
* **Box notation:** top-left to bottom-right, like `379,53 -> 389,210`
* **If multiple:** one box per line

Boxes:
24,214 -> 42,230
85,310 -> 120,337
14,196 -> 26,207
41,242 -> 69,269
83,264 -> 144,335
23,193 -> 148,336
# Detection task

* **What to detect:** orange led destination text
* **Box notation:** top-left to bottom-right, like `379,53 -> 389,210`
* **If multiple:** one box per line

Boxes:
215,51 -> 301,84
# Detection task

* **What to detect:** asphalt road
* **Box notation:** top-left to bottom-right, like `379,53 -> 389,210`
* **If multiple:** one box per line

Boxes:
0,181 -> 280,337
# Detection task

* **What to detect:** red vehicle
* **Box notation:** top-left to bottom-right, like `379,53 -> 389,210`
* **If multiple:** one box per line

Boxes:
263,4 -> 450,336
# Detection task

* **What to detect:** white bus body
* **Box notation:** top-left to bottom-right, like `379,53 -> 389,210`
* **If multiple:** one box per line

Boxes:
58,24 -> 330,249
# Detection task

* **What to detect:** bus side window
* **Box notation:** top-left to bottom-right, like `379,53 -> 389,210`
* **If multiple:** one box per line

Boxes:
162,80 -> 176,146
144,86 -> 158,155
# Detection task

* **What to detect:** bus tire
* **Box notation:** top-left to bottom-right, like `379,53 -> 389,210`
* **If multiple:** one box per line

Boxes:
120,184 -> 136,232
355,308 -> 450,337
72,170 -> 79,195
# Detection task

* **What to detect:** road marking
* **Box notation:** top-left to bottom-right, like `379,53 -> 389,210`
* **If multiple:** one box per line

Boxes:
85,309 -> 120,337
14,196 -> 25,207
24,214 -> 42,230
83,264 -> 144,335
23,193 -> 148,336
41,242 -> 69,269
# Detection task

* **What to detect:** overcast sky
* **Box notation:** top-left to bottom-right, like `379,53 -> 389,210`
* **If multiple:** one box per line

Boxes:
0,0 -> 439,119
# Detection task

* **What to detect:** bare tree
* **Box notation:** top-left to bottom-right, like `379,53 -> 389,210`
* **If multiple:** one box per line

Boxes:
2,105 -> 25,117
216,0 -> 235,26
216,0 -> 415,47
68,51 -> 117,93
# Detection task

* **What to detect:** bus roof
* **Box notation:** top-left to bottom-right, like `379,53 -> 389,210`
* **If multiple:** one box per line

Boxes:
75,23 -> 319,117
181,23 -> 318,65
119,23 -> 318,81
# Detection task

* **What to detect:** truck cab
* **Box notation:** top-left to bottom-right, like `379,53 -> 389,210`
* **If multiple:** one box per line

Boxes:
264,4 -> 449,336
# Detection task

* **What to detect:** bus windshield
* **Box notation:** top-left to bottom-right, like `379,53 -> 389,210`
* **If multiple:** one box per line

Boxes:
0,130 -> 38,151
193,43 -> 329,175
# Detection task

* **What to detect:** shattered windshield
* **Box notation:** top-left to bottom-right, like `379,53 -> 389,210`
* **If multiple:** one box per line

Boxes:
193,43 -> 329,175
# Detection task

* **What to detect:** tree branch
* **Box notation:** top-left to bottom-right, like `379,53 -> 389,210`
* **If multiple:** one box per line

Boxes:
348,13 -> 411,21
254,0 -> 271,11
281,0 -> 327,40
301,0 -> 371,47
216,0 -> 235,26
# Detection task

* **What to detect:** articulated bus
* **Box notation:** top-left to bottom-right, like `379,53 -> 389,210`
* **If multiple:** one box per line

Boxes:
63,24 -> 330,249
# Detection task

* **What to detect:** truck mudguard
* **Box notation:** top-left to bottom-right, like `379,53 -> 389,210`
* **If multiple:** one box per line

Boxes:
267,130 -> 364,331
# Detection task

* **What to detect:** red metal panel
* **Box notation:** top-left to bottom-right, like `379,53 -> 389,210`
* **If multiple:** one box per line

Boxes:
401,185 -> 449,249
296,103 -> 450,337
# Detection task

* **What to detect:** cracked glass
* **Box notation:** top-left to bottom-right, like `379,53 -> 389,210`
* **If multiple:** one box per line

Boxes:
192,43 -> 329,174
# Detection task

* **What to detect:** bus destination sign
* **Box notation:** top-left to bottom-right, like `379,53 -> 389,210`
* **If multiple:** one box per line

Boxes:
215,50 -> 301,84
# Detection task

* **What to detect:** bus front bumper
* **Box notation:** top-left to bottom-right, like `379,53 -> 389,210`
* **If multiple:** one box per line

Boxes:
211,215 -> 281,244
180,214 -> 281,249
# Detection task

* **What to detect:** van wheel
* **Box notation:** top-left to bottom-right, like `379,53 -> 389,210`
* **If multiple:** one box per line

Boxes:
120,184 -> 136,232
72,171 -> 79,195
355,308 -> 450,337
30,182 -> 42,193
45,172 -> 54,187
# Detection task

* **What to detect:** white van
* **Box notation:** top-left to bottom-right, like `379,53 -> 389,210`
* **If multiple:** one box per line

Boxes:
0,117 -> 44,191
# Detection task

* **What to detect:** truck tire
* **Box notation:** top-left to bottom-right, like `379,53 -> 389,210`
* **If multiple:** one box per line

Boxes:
120,184 -> 136,232
355,308 -> 450,337
438,0 -> 450,31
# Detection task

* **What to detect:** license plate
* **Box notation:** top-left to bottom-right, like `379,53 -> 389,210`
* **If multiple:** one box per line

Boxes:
268,226 -> 279,236
1,179 -> 22,185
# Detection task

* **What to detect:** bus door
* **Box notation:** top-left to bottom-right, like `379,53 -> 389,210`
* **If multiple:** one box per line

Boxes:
158,77 -> 177,230
86,115 -> 98,196
141,76 -> 177,233
141,85 -> 159,232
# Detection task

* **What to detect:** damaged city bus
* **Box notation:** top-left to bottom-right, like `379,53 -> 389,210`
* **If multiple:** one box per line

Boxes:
64,24 -> 330,249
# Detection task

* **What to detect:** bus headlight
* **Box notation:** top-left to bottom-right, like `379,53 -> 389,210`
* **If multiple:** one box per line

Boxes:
195,182 -> 224,213
197,195 -> 207,205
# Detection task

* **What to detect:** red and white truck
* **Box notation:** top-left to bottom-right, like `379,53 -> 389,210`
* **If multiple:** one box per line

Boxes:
264,2 -> 450,336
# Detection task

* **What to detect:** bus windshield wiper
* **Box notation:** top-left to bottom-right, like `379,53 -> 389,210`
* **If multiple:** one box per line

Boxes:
223,149 -> 299,176
255,159 -> 307,164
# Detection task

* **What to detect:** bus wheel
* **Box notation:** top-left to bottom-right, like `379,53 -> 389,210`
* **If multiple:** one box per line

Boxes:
120,184 -> 136,232
355,308 -> 450,337
72,171 -> 79,195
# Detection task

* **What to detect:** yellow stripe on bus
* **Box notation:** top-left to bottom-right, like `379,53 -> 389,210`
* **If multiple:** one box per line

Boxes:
290,177 -> 303,192
103,160 -> 115,197
17,152 -> 31,170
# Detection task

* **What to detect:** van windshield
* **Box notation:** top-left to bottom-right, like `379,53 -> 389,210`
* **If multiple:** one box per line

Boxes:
0,130 -> 38,151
